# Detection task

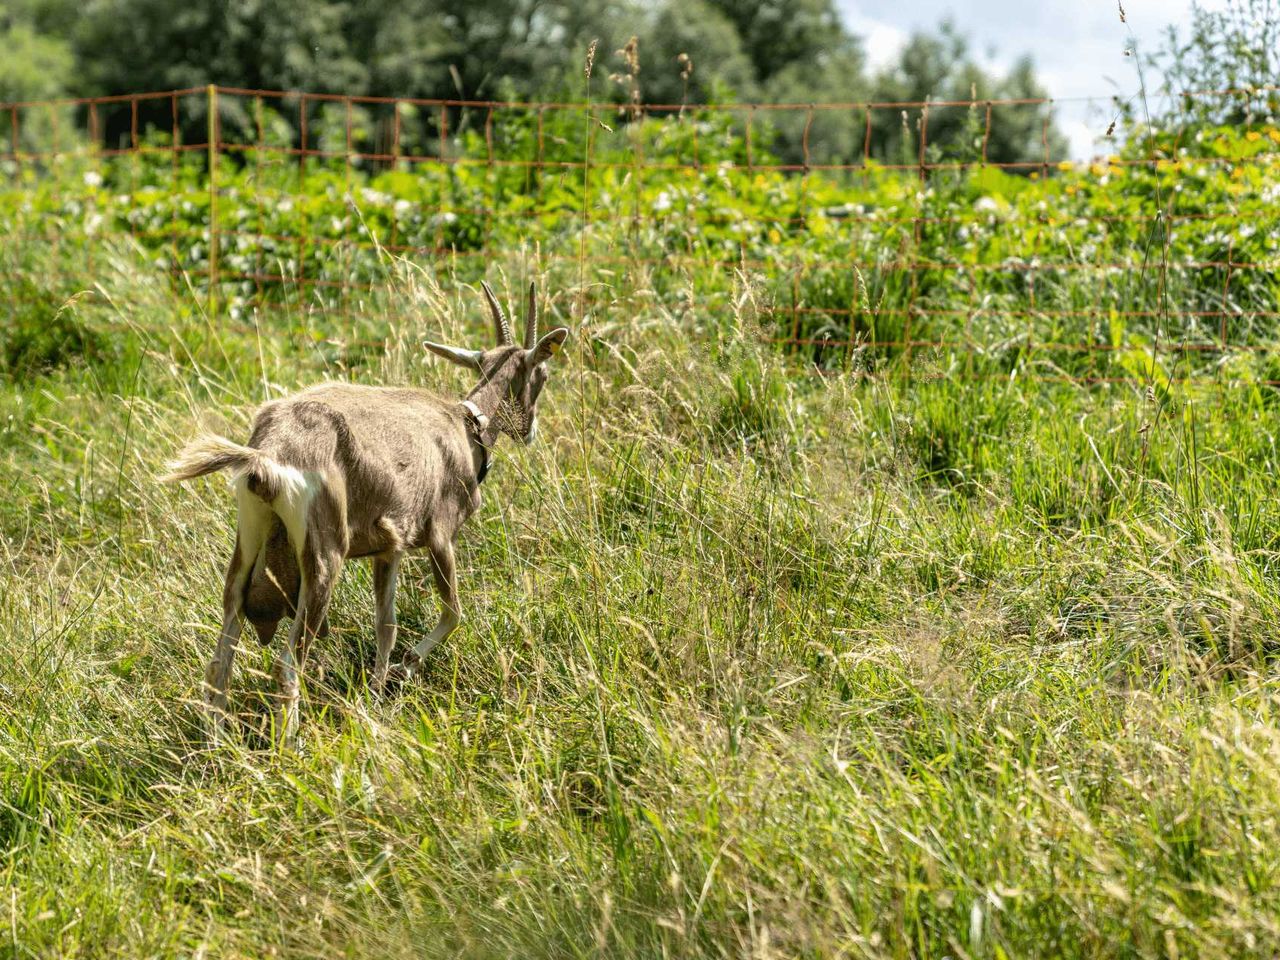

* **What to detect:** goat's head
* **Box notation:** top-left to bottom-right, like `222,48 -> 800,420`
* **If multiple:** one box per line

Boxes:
424,281 -> 570,444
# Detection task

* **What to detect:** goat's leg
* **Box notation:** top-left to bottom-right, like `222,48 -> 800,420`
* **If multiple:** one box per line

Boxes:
206,491 -> 273,738
244,524 -> 330,647
407,538 -> 461,666
244,517 -> 295,646
371,552 -> 403,693
207,544 -> 249,733
271,545 -> 341,745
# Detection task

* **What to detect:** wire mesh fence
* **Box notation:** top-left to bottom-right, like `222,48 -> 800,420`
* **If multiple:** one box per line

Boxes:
2,83 -> 1279,385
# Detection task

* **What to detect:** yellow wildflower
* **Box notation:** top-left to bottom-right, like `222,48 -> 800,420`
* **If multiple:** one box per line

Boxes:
1246,131 -> 1262,142
768,228 -> 782,244
1269,128 -> 1280,144
1057,160 -> 1074,172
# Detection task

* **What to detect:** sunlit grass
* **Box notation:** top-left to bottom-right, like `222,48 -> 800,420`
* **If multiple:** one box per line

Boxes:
3,203 -> 1280,959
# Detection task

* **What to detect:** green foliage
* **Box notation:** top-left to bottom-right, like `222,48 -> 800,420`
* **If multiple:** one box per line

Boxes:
641,0 -> 757,106
3,111 -> 1278,384
0,17 -> 73,102
7,0 -> 1068,168
1156,0 -> 1280,127
704,0 -> 858,88
1,283 -> 105,377
714,347 -> 792,448
6,203 -> 1280,954
3,21 -> 1280,953
869,23 -> 1068,166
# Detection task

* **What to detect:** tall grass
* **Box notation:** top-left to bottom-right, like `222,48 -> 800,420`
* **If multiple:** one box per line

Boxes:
5,23 -> 1280,946
2,203 -> 1280,957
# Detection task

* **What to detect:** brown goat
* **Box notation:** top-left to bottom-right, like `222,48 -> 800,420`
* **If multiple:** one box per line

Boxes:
163,282 -> 568,740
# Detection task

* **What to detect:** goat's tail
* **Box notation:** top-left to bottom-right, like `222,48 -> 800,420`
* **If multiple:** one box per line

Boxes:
161,435 -> 297,502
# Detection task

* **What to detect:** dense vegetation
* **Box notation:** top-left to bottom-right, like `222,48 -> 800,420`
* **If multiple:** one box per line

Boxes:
5,103 -> 1279,380
3,69 -> 1280,955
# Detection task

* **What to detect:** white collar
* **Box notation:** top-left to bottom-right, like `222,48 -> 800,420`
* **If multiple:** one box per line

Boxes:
459,399 -> 490,430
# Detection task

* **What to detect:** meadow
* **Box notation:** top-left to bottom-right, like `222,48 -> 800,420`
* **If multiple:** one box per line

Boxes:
3,103 -> 1280,957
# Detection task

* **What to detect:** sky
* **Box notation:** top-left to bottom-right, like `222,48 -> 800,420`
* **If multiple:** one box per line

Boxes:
837,0 -> 1229,158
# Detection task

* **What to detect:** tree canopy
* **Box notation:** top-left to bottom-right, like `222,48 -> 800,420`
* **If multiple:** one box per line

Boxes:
3,0 -> 1067,166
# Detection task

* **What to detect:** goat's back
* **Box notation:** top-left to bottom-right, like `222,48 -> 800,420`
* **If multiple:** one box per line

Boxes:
248,383 -> 474,553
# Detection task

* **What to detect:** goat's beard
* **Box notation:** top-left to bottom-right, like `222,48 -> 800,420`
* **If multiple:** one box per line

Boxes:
495,398 -> 531,440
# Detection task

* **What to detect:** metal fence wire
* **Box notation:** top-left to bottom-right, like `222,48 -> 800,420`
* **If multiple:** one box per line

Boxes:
3,84 -> 1280,385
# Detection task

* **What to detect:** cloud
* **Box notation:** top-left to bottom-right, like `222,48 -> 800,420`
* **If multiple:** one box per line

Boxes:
844,12 -> 909,71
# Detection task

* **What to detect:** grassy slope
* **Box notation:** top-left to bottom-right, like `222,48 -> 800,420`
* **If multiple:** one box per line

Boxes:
4,154 -> 1280,956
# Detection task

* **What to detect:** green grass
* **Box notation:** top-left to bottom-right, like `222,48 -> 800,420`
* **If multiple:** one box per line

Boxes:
4,120 -> 1280,957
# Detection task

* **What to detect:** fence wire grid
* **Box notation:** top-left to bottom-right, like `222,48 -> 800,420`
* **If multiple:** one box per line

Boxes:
3,84 -> 1280,386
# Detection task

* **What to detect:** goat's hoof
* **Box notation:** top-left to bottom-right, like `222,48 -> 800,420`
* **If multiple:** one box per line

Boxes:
380,653 -> 423,693
272,721 -> 299,751
203,701 -> 233,746
204,717 -> 230,747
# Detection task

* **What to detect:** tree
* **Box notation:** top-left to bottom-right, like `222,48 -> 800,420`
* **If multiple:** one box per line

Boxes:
703,0 -> 858,90
0,0 -> 75,102
640,0 -> 757,106
0,22 -> 73,103
869,23 -> 1066,169
74,0 -> 368,96
7,0 -> 1065,170
1155,0 -> 1280,127
342,0 -> 638,102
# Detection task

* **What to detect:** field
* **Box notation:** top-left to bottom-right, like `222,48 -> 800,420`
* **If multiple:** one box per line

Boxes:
3,103 -> 1280,958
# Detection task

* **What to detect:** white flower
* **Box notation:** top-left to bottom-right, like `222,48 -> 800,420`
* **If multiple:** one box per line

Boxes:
394,199 -> 413,219
974,196 -> 998,213
83,170 -> 103,188
653,191 -> 672,212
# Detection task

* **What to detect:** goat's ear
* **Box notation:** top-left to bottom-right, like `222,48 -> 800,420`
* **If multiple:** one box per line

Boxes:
423,340 -> 483,370
526,327 -> 570,366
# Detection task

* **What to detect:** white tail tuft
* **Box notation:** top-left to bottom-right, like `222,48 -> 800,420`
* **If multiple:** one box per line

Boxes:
161,435 -> 296,503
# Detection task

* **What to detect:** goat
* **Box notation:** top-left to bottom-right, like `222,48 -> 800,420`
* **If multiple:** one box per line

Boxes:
162,282 -> 568,740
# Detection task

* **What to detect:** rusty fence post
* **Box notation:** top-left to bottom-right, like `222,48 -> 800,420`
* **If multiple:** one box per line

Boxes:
207,84 -> 219,320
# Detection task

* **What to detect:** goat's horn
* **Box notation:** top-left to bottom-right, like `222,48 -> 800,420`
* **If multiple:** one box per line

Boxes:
481,281 -> 512,345
523,281 -> 538,350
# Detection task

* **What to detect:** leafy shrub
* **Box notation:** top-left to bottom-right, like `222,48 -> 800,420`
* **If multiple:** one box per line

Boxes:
2,113 -> 1278,387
